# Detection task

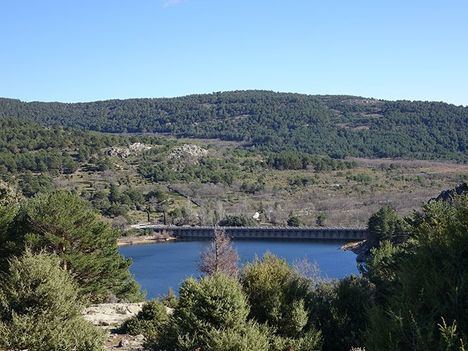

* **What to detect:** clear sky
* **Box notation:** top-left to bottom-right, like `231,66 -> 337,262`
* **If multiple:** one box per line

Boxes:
1,0 -> 467,105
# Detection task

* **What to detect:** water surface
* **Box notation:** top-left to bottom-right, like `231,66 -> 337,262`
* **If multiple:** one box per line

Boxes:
120,240 -> 358,299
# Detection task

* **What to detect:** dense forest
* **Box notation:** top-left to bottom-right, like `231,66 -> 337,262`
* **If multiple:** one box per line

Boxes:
1,90 -> 467,160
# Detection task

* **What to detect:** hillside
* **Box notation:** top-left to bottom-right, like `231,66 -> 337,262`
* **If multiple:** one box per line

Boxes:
1,118 -> 466,228
1,91 -> 467,161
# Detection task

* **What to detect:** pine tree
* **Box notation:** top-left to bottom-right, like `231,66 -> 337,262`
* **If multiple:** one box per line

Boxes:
1,190 -> 142,302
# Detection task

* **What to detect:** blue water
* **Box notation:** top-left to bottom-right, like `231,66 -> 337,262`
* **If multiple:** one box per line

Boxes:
120,240 -> 358,299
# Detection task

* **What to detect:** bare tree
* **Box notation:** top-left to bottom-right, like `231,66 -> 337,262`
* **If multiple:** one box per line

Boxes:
293,257 -> 324,288
199,229 -> 239,277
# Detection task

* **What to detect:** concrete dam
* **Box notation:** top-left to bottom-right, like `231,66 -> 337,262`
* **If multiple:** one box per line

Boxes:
132,225 -> 367,241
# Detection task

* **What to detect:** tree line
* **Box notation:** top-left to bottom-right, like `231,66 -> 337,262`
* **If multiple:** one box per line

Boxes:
1,90 -> 467,160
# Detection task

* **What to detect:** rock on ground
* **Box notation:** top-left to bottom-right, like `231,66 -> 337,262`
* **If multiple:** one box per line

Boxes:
83,303 -> 144,328
83,303 -> 146,351
168,144 -> 208,163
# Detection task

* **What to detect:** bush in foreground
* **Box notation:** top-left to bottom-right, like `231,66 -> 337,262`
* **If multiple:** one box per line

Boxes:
0,251 -> 105,351
240,254 -> 322,349
119,299 -> 169,337
365,196 -> 468,350
146,273 -> 264,350
309,276 -> 375,351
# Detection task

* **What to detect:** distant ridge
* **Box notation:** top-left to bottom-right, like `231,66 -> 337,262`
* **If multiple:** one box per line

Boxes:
0,90 -> 467,160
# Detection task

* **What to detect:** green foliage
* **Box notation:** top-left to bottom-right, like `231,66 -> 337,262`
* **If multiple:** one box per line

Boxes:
362,241 -> 402,301
367,206 -> 409,245
309,276 -> 375,351
161,288 -> 178,309
19,172 -> 54,197
438,318 -> 466,351
120,300 -> 169,337
206,323 -> 270,351
219,214 -> 256,227
268,151 -> 309,170
288,175 -> 317,187
147,274 -> 250,350
89,184 -> 145,218
365,195 -> 468,350
2,91 -> 466,160
241,254 -> 303,332
240,179 -> 265,194
347,173 -> 373,184
269,329 -> 323,351
0,118 -> 126,176
0,197 -> 18,272
139,156 -> 238,185
0,190 -> 143,302
287,214 -> 301,227
0,251 -> 105,351
268,152 -> 356,171
240,253 -> 321,347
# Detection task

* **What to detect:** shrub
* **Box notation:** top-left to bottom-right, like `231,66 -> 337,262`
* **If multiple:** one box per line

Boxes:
309,276 -> 375,351
366,205 -> 409,246
240,253 -> 321,349
161,288 -> 178,309
207,322 -> 270,351
119,300 -> 169,337
0,251 -> 105,351
287,215 -> 301,227
241,254 -> 304,331
219,214 -> 256,227
316,212 -> 327,227
269,329 -> 323,351
147,274 -> 250,350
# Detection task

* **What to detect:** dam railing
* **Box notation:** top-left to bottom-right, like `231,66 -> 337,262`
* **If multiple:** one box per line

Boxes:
130,224 -> 367,241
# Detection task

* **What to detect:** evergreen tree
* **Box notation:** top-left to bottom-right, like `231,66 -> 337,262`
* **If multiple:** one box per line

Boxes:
0,251 -> 105,351
367,206 -> 408,245
365,196 -> 468,350
0,190 -> 143,302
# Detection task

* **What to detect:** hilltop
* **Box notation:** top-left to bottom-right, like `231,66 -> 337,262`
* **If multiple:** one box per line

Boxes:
1,90 -> 467,161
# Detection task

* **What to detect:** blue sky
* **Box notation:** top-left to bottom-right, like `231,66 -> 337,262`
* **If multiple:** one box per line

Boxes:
1,0 -> 467,105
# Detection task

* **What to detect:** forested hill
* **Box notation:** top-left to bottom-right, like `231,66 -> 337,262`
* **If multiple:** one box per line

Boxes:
0,91 -> 467,160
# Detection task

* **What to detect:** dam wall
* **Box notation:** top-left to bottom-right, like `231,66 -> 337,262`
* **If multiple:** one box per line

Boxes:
132,225 -> 367,241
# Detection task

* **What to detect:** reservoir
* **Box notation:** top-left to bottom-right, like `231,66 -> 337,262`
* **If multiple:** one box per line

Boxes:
120,240 -> 358,299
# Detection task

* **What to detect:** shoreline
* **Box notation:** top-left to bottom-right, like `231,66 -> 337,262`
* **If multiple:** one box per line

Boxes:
117,235 -> 176,247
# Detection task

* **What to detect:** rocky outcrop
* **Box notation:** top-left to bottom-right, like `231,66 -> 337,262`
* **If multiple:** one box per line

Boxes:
431,182 -> 468,203
83,303 -> 144,328
168,144 -> 208,163
108,143 -> 152,158
342,240 -> 369,263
